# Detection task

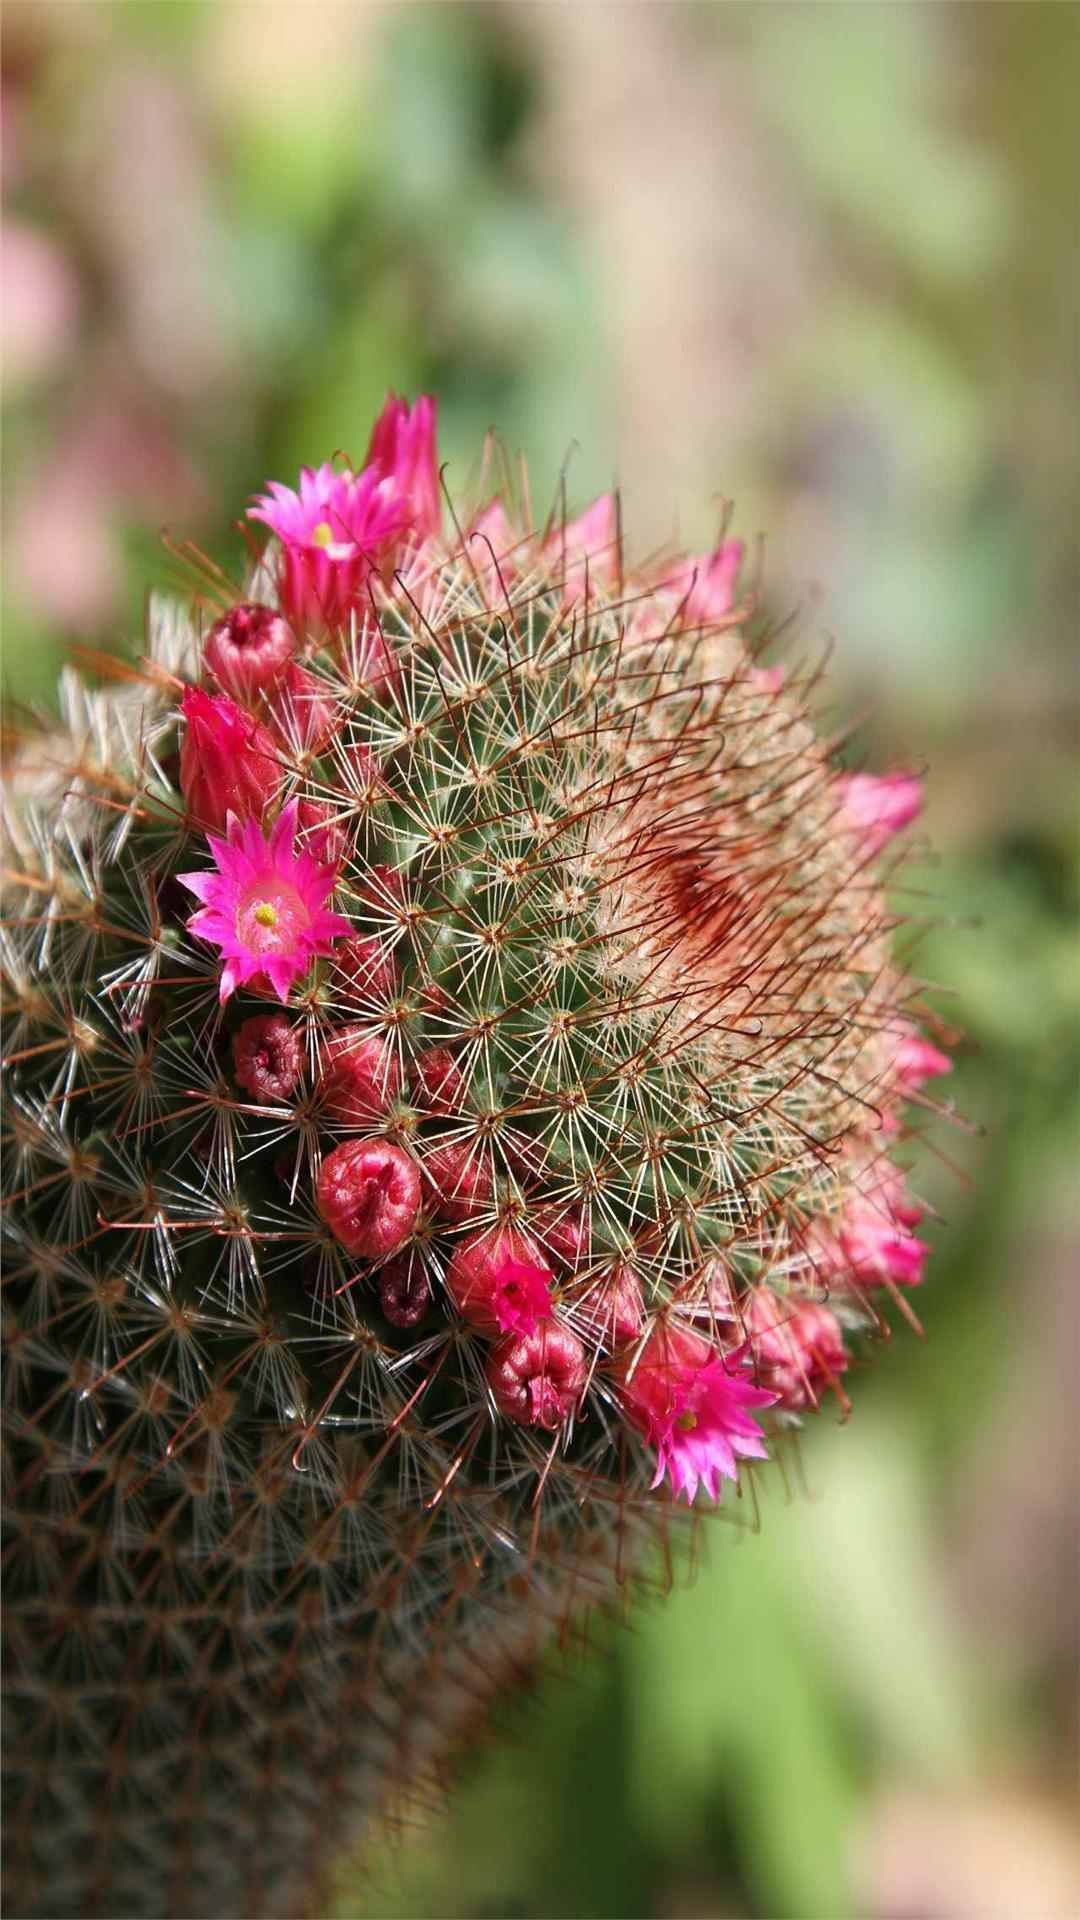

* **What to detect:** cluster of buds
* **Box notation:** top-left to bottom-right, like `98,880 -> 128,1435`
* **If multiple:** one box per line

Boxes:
1,391 -> 955,1917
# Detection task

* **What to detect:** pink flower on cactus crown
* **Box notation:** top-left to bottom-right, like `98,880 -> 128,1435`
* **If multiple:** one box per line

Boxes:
247,460 -> 406,633
619,1322 -> 776,1505
446,1227 -> 555,1338
546,492 -> 618,604
841,772 -> 923,855
179,799 -> 350,1004
893,1021 -> 952,1093
364,391 -> 441,543
674,538 -> 744,625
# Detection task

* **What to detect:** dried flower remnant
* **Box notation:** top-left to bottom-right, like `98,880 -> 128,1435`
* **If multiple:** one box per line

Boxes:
232,1012 -> 303,1105
1,389 -> 959,1919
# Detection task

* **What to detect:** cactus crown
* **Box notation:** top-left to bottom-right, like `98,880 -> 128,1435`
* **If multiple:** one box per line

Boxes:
2,398 -> 952,1917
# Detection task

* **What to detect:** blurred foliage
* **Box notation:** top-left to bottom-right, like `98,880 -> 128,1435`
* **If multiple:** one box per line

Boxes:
3,2 -> 1078,1915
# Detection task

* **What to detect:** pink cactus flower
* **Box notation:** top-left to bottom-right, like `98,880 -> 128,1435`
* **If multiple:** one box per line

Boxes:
232,1012 -> 303,1105
179,798 -> 349,1004
486,1320 -> 589,1430
248,460 -> 408,633
751,663 -> 786,695
421,1138 -> 494,1225
841,772 -> 923,855
747,1291 -> 849,1411
179,686 -> 281,833
545,493 -> 618,604
446,1227 -> 555,1337
203,602 -> 297,705
619,1322 -> 776,1504
363,391 -> 441,543
810,1162 -> 930,1289
318,1026 -> 402,1125
675,538 -> 744,624
317,1138 -> 421,1259
893,1022 -> 952,1093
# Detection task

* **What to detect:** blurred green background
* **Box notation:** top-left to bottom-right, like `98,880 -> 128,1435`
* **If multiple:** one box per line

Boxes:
3,4 -> 1078,1915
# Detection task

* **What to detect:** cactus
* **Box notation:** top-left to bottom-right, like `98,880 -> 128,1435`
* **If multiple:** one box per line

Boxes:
1,397 -> 954,1918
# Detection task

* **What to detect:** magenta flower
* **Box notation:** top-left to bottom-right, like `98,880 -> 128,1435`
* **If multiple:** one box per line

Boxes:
674,538 -> 744,624
893,1021 -> 952,1093
809,1161 -> 930,1290
748,1291 -> 849,1412
841,771 -> 923,855
364,391 -> 441,543
446,1227 -> 555,1337
248,462 -> 407,634
179,799 -> 350,1004
619,1322 -> 775,1504
545,492 -> 618,604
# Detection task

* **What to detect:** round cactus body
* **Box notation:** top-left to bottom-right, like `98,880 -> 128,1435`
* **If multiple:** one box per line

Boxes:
1,396 -> 953,1917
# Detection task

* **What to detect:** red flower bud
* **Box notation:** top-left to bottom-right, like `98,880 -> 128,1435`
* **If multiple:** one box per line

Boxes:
179,687 -> 280,833
331,936 -> 400,1008
410,1046 -> 467,1115
422,1138 -> 493,1224
747,1291 -> 849,1411
296,799 -> 349,867
317,1138 -> 421,1258
268,663 -> 339,754
445,1226 -> 553,1337
573,1261 -> 644,1350
232,1012 -> 303,1105
486,1320 -> 588,1429
529,1200 -> 588,1269
203,602 -> 297,704
318,1025 -> 402,1125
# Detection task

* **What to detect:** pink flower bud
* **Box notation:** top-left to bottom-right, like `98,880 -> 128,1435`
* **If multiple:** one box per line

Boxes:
318,1025 -> 402,1124
377,1250 -> 431,1329
232,1012 -> 303,1105
573,1261 -> 645,1350
618,1321 -> 775,1504
296,799 -> 348,867
317,1138 -> 421,1258
808,1163 -> 929,1290
421,1138 -> 493,1225
486,1320 -> 588,1429
203,602 -> 297,704
410,1046 -> 467,1114
446,1227 -> 554,1337
364,391 -> 441,543
893,1021 -> 951,1093
525,1200 -> 588,1270
546,493 -> 618,605
331,936 -> 400,1007
747,1291 -> 849,1411
179,686 -> 281,833
841,772 -> 922,856
674,539 -> 744,624
268,663 -> 339,754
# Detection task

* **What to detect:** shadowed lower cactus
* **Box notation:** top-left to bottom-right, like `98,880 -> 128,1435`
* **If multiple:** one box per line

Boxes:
1,397 -> 955,1917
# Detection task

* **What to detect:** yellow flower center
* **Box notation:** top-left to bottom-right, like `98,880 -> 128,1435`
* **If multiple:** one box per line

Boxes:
253,902 -> 278,928
676,1410 -> 698,1432
311,521 -> 335,549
